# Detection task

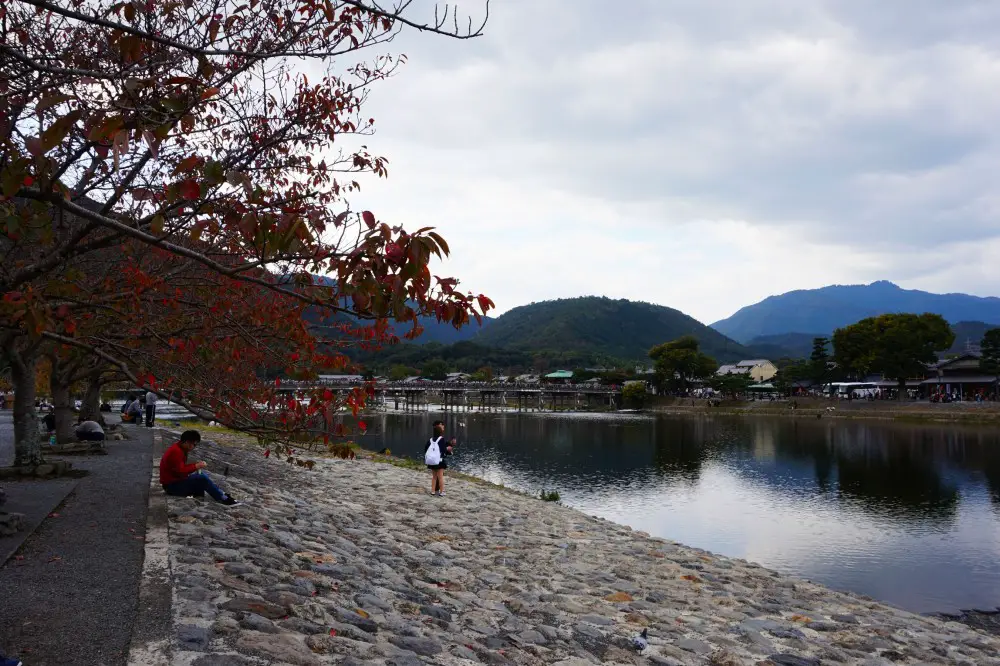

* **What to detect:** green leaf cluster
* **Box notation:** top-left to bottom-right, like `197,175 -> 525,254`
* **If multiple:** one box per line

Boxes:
833,313 -> 954,387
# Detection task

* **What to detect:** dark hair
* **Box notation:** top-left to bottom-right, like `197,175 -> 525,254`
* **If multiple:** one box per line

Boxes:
180,430 -> 201,444
432,420 -> 444,427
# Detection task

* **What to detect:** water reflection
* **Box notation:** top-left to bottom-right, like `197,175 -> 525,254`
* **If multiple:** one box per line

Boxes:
376,412 -> 1000,613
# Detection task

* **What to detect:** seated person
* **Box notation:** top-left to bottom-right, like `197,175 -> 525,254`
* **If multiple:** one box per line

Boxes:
159,430 -> 240,506
42,412 -> 56,433
75,419 -> 105,443
126,398 -> 143,423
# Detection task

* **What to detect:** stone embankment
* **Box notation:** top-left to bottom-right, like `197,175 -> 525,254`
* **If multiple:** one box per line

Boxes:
152,440 -> 1000,665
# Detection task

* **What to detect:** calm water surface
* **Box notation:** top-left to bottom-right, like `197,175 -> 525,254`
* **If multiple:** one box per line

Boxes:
371,412 -> 1000,614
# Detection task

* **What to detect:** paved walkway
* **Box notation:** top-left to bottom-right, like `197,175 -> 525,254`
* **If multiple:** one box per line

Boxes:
0,414 -> 153,665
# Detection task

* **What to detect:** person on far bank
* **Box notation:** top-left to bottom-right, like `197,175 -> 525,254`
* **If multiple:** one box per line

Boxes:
424,419 -> 455,496
159,430 -> 241,506
145,389 -> 158,427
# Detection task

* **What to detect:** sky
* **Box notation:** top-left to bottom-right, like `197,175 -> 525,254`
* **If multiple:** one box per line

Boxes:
346,0 -> 1000,324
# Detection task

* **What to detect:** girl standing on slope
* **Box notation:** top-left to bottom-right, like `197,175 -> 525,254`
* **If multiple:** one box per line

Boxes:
425,419 -> 455,496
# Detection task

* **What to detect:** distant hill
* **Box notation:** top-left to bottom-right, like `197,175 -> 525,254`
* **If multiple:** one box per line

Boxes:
712,281 -> 1000,343
474,296 -> 750,363
746,333 -> 824,360
302,274 -> 491,345
949,321 -> 999,354
746,322 -> 999,360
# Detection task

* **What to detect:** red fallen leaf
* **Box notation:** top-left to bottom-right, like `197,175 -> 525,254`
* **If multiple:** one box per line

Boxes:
48,512 -> 60,518
328,628 -> 337,636
23,175 -> 34,186
264,449 -> 270,458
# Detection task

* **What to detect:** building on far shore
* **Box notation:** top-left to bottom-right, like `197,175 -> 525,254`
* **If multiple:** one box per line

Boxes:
716,359 -> 778,383
921,352 -> 997,399
543,370 -> 574,384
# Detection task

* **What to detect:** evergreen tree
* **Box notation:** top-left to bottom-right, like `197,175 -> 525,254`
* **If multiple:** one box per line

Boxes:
809,337 -> 831,385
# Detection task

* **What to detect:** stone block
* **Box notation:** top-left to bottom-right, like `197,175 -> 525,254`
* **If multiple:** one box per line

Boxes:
0,511 -> 26,537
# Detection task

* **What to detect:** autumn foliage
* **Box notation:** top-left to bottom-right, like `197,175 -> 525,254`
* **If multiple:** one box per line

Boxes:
0,0 -> 492,465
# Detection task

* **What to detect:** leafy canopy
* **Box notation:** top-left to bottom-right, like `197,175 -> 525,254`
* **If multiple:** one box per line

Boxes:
832,313 -> 954,385
648,335 -> 718,391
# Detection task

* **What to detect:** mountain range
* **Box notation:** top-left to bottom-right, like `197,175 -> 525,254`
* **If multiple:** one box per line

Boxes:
711,281 -> 1000,343
321,280 -> 1000,369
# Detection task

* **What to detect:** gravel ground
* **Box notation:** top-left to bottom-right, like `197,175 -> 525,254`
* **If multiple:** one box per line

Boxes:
0,418 -> 152,665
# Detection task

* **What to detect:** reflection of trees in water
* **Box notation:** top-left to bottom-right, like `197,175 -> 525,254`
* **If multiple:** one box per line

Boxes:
736,419 -> 973,524
380,413 -> 1000,522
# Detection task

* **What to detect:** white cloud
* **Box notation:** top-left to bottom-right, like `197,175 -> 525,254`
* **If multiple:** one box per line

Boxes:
345,0 -> 1000,322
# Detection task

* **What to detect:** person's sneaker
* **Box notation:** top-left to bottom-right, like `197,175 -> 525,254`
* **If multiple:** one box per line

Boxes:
436,491 -> 445,497
1,657 -> 23,666
220,496 -> 242,507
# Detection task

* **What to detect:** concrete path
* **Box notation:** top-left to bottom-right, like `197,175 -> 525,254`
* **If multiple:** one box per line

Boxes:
0,415 -> 153,665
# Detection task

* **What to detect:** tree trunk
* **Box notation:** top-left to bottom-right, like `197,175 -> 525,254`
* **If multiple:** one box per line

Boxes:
79,374 -> 103,425
897,378 -> 907,401
9,350 -> 42,467
50,376 -> 76,446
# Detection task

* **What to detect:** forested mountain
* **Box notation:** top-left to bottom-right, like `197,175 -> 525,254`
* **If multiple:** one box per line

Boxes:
473,296 -> 749,363
712,281 -> 1000,343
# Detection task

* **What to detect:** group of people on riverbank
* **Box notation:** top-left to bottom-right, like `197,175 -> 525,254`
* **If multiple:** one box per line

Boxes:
121,391 -> 158,427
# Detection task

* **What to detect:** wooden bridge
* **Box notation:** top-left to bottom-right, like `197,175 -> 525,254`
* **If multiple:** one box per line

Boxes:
377,386 -> 620,412
279,381 -> 622,412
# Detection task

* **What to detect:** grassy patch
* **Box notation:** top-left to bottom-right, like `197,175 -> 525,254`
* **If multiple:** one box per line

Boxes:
539,489 -> 561,502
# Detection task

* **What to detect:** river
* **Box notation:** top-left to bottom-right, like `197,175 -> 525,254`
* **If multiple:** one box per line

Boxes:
369,411 -> 1000,615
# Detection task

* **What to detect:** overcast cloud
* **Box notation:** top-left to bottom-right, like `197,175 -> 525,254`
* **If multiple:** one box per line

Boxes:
346,0 -> 1000,323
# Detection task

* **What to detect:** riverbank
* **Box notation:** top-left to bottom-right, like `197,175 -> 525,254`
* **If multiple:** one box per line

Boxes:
142,432 -> 1000,666
651,397 -> 1000,425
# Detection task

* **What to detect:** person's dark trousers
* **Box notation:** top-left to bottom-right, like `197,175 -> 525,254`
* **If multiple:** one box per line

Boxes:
77,432 -> 105,442
163,473 -> 227,501
145,404 -> 155,427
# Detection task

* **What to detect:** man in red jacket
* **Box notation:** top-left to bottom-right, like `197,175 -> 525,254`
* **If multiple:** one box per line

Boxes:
160,430 -> 240,506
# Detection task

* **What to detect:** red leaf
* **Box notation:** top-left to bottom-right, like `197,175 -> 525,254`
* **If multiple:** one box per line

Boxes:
200,86 -> 220,100
361,211 -> 376,229
358,420 -> 367,431
179,179 -> 200,200
23,175 -> 34,187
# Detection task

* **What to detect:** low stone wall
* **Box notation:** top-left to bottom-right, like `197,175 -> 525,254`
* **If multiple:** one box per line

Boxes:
151,441 -> 1000,665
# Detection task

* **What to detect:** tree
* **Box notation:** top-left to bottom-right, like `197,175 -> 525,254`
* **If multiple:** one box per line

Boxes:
0,0 -> 493,466
388,364 -> 416,381
472,366 -> 494,382
981,329 -> 1000,377
809,337 -> 831,386
710,372 -> 750,398
773,361 -> 810,395
421,359 -> 450,381
621,382 -> 648,409
648,336 -> 717,393
833,313 -> 954,400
